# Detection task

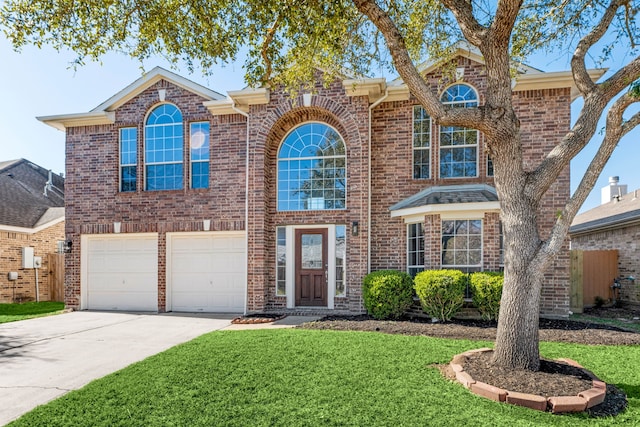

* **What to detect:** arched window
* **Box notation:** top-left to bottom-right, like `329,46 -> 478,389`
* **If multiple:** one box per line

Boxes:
277,123 -> 346,211
145,104 -> 183,190
439,84 -> 478,178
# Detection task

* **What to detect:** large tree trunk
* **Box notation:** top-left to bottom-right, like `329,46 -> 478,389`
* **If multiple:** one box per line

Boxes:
491,191 -> 546,371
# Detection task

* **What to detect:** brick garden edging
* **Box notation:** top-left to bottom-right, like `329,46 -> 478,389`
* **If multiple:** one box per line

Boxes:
450,348 -> 607,413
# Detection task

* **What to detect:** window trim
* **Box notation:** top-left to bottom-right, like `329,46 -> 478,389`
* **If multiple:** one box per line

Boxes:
189,121 -> 210,189
438,83 -> 479,179
412,105 -> 431,179
440,218 -> 483,269
143,102 -> 184,191
119,127 -> 137,192
407,222 -> 425,277
276,121 -> 348,211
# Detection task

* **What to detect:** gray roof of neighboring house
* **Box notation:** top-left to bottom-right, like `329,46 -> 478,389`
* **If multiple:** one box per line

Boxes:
570,190 -> 640,235
389,184 -> 499,212
0,159 -> 65,229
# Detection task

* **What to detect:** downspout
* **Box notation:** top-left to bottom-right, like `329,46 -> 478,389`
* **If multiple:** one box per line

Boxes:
367,88 -> 389,273
230,101 -> 250,315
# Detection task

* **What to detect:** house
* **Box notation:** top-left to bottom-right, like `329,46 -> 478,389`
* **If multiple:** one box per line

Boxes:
570,177 -> 640,306
0,159 -> 65,303
39,46 -> 596,315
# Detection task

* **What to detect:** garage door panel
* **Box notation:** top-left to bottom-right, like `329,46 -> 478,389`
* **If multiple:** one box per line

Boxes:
170,233 -> 246,313
85,235 -> 158,311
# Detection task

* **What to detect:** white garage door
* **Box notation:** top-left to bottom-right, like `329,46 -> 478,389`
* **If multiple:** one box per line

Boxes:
84,234 -> 158,311
168,232 -> 246,312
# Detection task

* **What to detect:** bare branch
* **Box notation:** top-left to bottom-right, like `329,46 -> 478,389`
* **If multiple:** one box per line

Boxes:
261,14 -> 282,83
440,0 -> 487,45
571,0 -> 626,96
489,0 -> 523,47
598,54 -> 640,99
351,0 -> 446,119
540,92 -> 640,257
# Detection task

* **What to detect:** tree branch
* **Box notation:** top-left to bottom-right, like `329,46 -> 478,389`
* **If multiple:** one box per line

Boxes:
261,14 -> 282,83
351,0 -> 446,120
540,92 -> 640,257
440,0 -> 488,45
488,0 -> 523,47
571,0 -> 627,96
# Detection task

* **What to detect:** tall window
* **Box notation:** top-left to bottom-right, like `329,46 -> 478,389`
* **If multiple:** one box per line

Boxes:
277,123 -> 346,211
190,122 -> 210,189
119,127 -> 137,192
407,223 -> 424,277
145,104 -> 183,190
487,156 -> 494,177
439,84 -> 478,178
335,225 -> 346,297
276,227 -> 287,296
413,106 -> 431,179
441,219 -> 482,270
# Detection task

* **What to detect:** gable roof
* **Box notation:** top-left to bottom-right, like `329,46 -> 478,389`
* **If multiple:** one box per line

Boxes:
38,67 -> 225,131
0,159 -> 65,231
385,41 -> 605,102
389,184 -> 500,220
570,190 -> 640,236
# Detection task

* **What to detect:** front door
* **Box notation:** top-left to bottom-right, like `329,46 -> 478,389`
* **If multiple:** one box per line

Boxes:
295,228 -> 328,306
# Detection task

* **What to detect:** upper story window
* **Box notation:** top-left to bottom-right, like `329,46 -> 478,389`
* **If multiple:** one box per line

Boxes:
439,84 -> 478,178
413,106 -> 431,179
190,122 -> 210,189
145,104 -> 184,191
277,123 -> 346,211
119,127 -> 137,192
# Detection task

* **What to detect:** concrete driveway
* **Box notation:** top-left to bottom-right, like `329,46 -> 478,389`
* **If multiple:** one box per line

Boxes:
0,311 -> 234,425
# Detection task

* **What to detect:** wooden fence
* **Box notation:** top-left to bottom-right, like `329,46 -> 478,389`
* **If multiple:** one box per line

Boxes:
570,249 -> 618,313
48,253 -> 65,302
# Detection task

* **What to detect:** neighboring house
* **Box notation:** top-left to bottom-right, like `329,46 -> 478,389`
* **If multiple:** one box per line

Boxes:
40,46 -> 598,315
0,159 -> 65,303
570,178 -> 640,306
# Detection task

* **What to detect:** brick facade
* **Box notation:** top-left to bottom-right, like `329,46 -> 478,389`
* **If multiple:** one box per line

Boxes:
0,221 -> 65,303
59,57 -> 571,315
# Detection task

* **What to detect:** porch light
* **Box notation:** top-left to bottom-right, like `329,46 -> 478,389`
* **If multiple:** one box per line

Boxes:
352,221 -> 359,236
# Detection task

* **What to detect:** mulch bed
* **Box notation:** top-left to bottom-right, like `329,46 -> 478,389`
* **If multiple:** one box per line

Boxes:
231,313 -> 287,324
299,314 -> 637,417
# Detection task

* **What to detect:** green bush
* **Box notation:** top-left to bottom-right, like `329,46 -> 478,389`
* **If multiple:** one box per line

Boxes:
470,272 -> 503,321
362,270 -> 414,319
414,269 -> 466,321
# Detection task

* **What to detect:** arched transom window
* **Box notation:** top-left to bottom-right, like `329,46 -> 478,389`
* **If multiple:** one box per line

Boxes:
277,123 -> 346,211
439,84 -> 479,178
145,104 -> 184,190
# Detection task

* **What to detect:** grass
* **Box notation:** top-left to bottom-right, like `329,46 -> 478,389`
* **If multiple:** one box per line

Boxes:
0,301 -> 65,324
8,329 -> 640,427
570,313 -> 640,334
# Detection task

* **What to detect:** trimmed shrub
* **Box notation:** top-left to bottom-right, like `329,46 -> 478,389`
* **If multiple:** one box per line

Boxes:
470,272 -> 504,321
414,269 -> 466,321
362,270 -> 414,319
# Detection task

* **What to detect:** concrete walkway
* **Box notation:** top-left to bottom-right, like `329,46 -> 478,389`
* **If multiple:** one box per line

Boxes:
0,311 -> 317,425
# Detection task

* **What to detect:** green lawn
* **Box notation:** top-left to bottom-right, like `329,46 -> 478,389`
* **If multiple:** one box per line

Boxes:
0,301 -> 65,324
9,329 -> 640,426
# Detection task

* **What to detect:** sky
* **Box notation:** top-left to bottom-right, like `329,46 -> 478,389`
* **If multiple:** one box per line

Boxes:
1,33 -> 638,214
